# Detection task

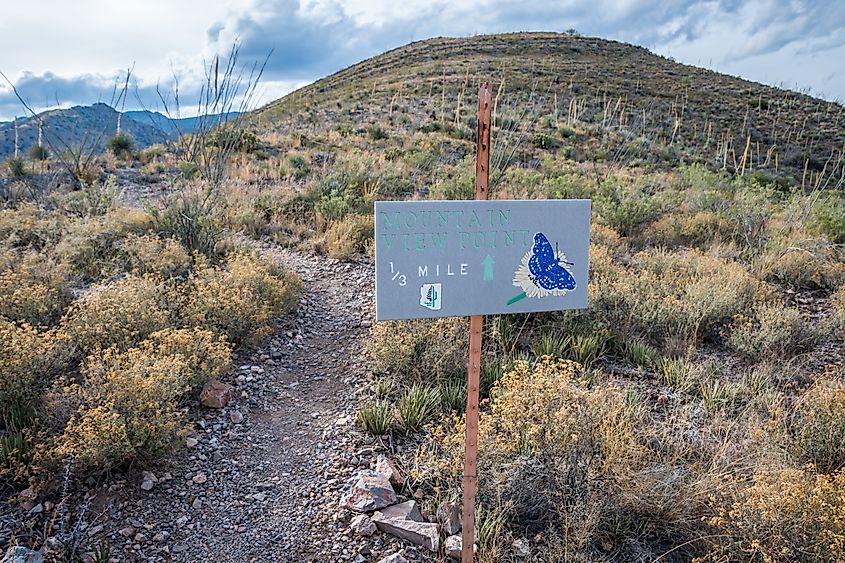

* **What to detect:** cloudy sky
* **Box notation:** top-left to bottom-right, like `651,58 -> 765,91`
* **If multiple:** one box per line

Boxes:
1,0 -> 843,121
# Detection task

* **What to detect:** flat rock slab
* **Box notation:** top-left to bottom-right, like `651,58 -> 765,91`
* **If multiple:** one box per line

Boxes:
372,513 -> 440,552
378,500 -> 422,522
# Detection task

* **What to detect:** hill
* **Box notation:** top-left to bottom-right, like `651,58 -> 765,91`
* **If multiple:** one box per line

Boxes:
256,32 -> 845,186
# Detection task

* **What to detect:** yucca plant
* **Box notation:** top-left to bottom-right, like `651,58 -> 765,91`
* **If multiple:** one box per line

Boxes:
440,379 -> 467,412
397,384 -> 440,432
480,358 -> 505,399
492,315 -> 518,357
358,400 -> 395,435
700,378 -> 739,412
658,358 -> 698,394
374,377 -> 394,400
569,333 -> 608,370
531,330 -> 570,359
621,339 -> 660,369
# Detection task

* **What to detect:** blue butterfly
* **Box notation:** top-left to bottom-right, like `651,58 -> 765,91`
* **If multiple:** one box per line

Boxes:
528,232 -> 577,291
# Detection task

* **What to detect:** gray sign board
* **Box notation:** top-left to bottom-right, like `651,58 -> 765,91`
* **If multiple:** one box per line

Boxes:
374,199 -> 591,320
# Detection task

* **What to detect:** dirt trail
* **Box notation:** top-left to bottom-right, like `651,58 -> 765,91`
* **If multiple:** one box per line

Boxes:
80,248 -> 386,562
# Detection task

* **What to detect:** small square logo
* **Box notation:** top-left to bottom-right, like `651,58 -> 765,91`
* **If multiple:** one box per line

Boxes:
420,283 -> 441,311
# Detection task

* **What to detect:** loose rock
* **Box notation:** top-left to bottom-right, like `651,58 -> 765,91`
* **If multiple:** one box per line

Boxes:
350,514 -> 377,537
436,501 -> 461,535
1,547 -> 44,563
376,554 -> 409,563
340,470 -> 397,512
200,380 -> 235,408
372,512 -> 440,552
375,455 -> 405,488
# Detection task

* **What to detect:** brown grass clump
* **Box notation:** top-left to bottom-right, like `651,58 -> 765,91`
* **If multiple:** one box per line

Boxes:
121,234 -> 192,279
757,233 -> 845,289
0,202 -> 63,249
787,380 -> 845,474
324,214 -> 374,260
832,286 -> 845,337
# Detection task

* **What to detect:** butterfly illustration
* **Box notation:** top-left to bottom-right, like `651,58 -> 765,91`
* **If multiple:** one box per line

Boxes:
509,232 -> 576,305
528,232 -> 577,291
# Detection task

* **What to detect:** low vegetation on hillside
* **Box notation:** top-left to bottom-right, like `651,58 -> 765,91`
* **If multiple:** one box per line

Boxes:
2,31 -> 845,562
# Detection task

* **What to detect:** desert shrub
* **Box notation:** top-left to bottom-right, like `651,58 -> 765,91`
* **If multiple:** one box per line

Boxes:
643,210 -> 732,248
594,181 -> 664,236
324,214 -> 373,260
183,253 -> 300,345
148,190 -> 221,258
28,145 -> 49,161
591,248 -> 767,347
0,251 -> 71,326
368,317 -> 468,383
727,304 -> 820,361
368,125 -> 389,141
59,275 -> 171,359
56,328 -> 230,470
286,154 -> 310,179
6,157 -> 26,177
0,321 -> 64,430
833,286 -> 845,337
811,191 -> 845,244
757,233 -> 845,289
430,166 -> 475,200
52,209 -> 154,280
106,132 -> 135,159
0,203 -> 63,249
56,176 -> 118,218
787,381 -> 845,474
413,358 -> 705,557
704,467 -> 845,562
121,234 -> 192,279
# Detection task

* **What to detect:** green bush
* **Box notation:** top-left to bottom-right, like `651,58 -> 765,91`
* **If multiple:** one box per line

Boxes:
594,181 -> 664,236
106,132 -> 135,159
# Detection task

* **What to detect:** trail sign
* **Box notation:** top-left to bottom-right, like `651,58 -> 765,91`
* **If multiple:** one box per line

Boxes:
373,83 -> 590,563
374,199 -> 591,320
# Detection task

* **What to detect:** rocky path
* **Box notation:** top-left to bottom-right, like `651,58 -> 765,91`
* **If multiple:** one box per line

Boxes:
67,249 -> 421,563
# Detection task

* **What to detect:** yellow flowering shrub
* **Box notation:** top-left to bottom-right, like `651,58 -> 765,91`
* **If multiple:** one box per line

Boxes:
368,317 -> 468,383
0,320 -> 63,423
591,248 -> 768,346
704,468 -> 845,562
55,328 -> 231,470
0,250 -> 71,326
121,234 -> 192,279
183,253 -> 300,345
413,359 -> 653,551
727,303 -> 820,360
757,233 -> 845,289
59,275 -> 171,358
0,202 -> 62,249
51,209 -> 154,281
832,286 -> 845,337
788,381 -> 845,474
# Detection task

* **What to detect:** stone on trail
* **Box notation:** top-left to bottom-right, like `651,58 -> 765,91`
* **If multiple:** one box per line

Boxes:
375,455 -> 405,488
200,380 -> 235,408
377,500 -> 423,522
371,512 -> 440,552
445,534 -> 477,559
340,470 -> 397,512
140,471 -> 157,491
1,547 -> 44,563
376,554 -> 409,563
436,501 -> 461,535
350,514 -> 377,537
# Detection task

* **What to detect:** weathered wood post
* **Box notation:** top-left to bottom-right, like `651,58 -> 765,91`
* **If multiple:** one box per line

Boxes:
461,81 -> 492,563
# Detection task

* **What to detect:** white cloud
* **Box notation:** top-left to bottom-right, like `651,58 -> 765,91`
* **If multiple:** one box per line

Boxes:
0,0 -> 843,120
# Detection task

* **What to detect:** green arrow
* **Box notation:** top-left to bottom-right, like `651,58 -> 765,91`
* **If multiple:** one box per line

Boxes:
482,255 -> 494,281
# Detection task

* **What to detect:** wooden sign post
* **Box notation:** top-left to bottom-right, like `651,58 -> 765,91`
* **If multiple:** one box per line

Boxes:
461,82 -> 491,562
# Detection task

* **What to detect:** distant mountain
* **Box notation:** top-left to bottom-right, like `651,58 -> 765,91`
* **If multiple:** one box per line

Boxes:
0,104 -> 240,160
123,110 -> 240,136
